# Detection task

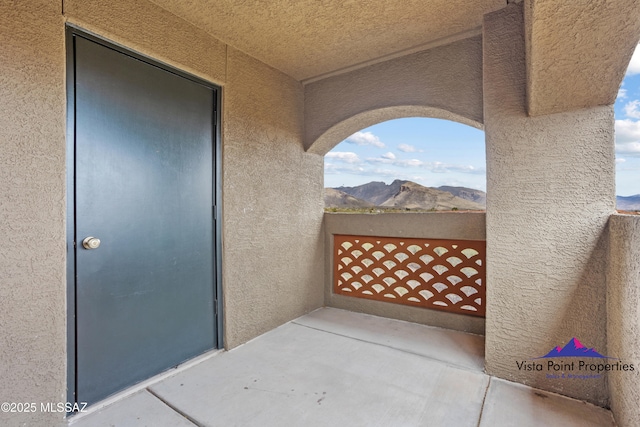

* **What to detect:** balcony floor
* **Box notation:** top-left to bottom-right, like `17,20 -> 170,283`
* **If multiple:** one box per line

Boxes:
69,308 -> 615,427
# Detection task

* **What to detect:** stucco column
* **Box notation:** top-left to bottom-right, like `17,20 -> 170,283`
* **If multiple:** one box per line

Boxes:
0,1 -> 67,426
607,215 -> 640,427
483,3 -> 614,406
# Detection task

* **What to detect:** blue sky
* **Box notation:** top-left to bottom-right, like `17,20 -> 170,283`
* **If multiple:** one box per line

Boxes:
324,119 -> 486,190
614,44 -> 640,196
325,45 -> 640,196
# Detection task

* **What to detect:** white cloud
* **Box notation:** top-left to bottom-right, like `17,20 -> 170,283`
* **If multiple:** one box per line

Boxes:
367,157 -> 423,167
405,159 -> 424,167
398,143 -> 421,153
370,168 -> 402,178
624,100 -> 640,119
324,163 -> 365,174
616,158 -> 627,163
615,142 -> 640,157
324,163 -> 408,180
615,119 -> 640,142
345,131 -> 385,148
381,152 -> 396,160
325,151 -> 361,163
429,162 -> 484,174
618,88 -> 628,100
365,157 -> 485,174
626,44 -> 640,76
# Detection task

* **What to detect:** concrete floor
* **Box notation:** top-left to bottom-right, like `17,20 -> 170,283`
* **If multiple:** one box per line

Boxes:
68,308 -> 616,427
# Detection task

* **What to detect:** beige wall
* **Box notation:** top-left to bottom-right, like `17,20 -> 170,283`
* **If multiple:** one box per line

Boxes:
222,47 -> 324,348
483,3 -> 614,406
1,0 -> 324,424
0,1 -> 67,426
304,36 -> 484,154
325,213 -> 486,335
608,214 -> 640,427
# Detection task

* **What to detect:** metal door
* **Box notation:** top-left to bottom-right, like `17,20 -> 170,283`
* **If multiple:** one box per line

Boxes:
71,33 -> 218,405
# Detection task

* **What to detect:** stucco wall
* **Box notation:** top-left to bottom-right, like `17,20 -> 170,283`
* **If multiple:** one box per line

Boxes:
325,213 -> 486,335
483,3 -> 614,406
1,1 -> 324,424
0,1 -> 67,426
608,214 -> 640,427
222,47 -> 325,348
304,36 -> 484,154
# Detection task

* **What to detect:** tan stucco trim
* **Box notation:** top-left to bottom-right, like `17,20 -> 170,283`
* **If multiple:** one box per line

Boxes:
307,105 -> 483,156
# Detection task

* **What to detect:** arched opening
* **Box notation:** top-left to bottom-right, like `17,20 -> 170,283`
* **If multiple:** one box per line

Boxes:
615,42 -> 640,212
324,117 -> 485,212
323,116 -> 487,330
306,105 -> 482,155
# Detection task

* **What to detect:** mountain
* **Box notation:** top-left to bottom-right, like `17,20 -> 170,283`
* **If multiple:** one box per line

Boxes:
335,180 -> 405,206
538,337 -> 611,359
331,180 -> 485,211
617,195 -> 640,211
331,180 -> 638,212
324,188 -> 373,208
438,186 -> 486,207
380,182 -> 485,210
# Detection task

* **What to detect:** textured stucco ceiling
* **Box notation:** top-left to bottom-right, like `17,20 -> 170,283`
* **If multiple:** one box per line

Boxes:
148,0 -> 505,81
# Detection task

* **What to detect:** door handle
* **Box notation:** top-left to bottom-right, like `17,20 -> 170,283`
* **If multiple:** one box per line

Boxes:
82,237 -> 101,250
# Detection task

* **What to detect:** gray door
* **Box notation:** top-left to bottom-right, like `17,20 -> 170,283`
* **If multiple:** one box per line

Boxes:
73,35 -> 217,405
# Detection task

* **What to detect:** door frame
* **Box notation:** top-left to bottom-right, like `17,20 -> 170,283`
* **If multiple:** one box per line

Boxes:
65,25 -> 224,405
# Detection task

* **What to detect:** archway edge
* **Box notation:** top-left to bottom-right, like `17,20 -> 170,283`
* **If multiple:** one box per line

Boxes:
306,105 -> 483,156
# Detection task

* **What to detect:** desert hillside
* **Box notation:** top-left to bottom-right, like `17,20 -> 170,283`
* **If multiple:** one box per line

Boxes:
324,188 -> 373,208
328,180 -> 485,211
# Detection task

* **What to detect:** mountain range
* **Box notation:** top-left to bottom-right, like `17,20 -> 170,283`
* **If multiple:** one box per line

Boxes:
617,195 -> 640,211
326,180 -> 486,211
326,180 -> 639,212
